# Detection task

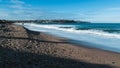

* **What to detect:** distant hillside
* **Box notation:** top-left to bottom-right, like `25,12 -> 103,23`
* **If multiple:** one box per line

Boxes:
0,20 -> 13,24
0,19 -> 90,24
35,20 -> 90,24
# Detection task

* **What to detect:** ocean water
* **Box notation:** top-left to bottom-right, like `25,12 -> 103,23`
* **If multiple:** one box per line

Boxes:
22,23 -> 120,53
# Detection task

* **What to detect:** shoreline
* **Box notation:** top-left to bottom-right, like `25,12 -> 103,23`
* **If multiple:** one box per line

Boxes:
0,24 -> 120,68
24,25 -> 120,54
27,28 -> 120,54
23,23 -> 120,53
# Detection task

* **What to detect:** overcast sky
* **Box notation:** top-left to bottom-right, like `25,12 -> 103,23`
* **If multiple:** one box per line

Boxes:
0,0 -> 120,23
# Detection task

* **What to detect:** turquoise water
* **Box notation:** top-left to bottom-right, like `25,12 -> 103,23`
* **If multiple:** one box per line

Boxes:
39,23 -> 120,33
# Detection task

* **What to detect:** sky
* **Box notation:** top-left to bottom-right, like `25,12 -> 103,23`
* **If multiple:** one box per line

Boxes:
0,0 -> 120,23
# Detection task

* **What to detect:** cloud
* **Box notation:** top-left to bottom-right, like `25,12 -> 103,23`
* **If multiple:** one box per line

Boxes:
10,0 -> 25,4
0,0 -> 44,20
10,0 -> 25,11
107,7 -> 120,11
0,9 -> 12,19
1,0 -> 120,22
10,5 -> 24,9
76,7 -> 120,23
0,11 -> 9,17
10,0 -> 26,10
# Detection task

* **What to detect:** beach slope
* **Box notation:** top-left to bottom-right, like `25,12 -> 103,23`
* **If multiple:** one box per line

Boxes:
0,24 -> 120,68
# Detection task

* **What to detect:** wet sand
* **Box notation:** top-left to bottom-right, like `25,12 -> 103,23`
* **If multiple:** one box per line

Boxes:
0,24 -> 120,68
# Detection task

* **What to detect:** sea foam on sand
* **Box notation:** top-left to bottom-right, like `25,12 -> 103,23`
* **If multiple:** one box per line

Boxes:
23,23 -> 120,53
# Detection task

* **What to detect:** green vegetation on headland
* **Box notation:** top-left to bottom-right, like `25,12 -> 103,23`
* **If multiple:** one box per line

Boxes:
0,19 -> 90,24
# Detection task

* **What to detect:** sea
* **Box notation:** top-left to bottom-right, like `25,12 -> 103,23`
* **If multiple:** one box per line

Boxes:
21,23 -> 120,53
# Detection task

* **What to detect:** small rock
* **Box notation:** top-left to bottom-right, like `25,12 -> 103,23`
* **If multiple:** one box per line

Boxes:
112,62 -> 115,64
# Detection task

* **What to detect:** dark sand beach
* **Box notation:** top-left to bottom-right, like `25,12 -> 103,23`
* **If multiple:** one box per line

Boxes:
0,24 -> 120,68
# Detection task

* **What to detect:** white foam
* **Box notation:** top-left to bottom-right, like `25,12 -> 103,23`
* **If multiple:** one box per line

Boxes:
27,23 -> 120,39
23,23 -> 120,53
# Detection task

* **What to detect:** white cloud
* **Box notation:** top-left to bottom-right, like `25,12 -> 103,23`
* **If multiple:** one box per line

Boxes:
0,11 -> 9,17
0,0 -> 44,20
107,7 -> 120,11
10,5 -> 23,9
10,0 -> 25,4
1,0 -> 120,22
76,7 -> 120,23
0,9 -> 12,19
